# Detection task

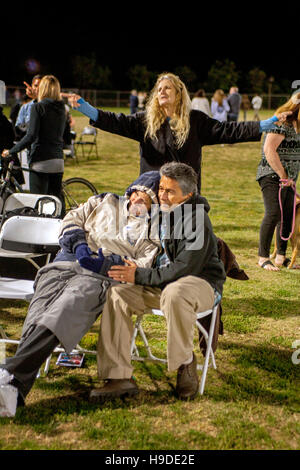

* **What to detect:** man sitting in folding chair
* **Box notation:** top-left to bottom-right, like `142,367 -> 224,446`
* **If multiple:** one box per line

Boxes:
92,162 -> 226,401
0,172 -> 161,417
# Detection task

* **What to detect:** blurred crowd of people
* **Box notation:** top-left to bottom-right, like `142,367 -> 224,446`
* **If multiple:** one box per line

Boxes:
129,86 -> 263,123
191,87 -> 263,122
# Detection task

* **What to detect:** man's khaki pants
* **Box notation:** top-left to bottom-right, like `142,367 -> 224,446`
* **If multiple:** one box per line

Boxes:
97,276 -> 215,379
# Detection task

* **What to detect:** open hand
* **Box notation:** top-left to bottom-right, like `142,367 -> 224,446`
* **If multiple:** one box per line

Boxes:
61,93 -> 82,109
108,259 -> 137,283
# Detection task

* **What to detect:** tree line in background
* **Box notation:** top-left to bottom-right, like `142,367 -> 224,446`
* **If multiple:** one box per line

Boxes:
71,54 -> 291,94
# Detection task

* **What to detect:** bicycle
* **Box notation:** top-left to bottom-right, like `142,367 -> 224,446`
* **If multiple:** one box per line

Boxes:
0,160 -> 98,215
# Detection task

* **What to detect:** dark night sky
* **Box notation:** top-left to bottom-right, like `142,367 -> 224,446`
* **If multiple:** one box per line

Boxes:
2,6 -> 299,91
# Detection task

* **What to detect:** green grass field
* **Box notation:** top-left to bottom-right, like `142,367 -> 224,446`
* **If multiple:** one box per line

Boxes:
0,108 -> 299,450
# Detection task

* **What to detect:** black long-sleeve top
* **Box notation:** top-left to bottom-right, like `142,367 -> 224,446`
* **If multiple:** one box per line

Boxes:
9,98 -> 66,166
0,107 -> 15,152
91,109 -> 261,191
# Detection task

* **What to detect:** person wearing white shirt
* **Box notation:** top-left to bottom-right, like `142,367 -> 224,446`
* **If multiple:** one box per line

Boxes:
252,94 -> 263,121
191,89 -> 211,116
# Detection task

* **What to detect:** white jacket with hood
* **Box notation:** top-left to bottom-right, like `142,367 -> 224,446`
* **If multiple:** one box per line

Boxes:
21,171 -> 161,353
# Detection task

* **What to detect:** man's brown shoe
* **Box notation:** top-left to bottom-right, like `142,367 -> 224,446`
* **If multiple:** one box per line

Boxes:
89,378 -> 139,401
176,353 -> 199,400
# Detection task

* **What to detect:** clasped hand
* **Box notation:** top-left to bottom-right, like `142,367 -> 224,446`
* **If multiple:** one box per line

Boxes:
75,244 -> 104,273
280,177 -> 295,188
275,111 -> 293,124
75,243 -> 127,277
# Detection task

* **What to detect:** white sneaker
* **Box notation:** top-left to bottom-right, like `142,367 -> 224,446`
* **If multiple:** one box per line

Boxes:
0,368 -> 18,417
0,368 -> 14,385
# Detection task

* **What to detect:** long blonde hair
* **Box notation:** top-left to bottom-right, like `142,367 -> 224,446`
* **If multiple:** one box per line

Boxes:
276,92 -> 300,133
212,89 -> 225,106
144,72 -> 191,148
38,75 -> 62,102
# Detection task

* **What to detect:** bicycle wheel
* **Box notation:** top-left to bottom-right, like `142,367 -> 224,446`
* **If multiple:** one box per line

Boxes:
62,177 -> 98,211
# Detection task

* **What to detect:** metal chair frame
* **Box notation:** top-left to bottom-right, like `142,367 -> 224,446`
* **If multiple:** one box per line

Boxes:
131,299 -> 220,395
0,215 -> 96,377
0,216 -> 62,353
75,126 -> 99,160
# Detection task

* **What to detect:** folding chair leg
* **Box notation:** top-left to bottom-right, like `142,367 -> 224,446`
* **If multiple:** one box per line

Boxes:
27,258 -> 43,271
43,354 -> 53,375
130,319 -> 140,358
199,305 -> 218,395
131,316 -> 167,364
131,306 -> 219,395
196,322 -> 217,370
138,324 -> 166,363
0,327 -> 9,340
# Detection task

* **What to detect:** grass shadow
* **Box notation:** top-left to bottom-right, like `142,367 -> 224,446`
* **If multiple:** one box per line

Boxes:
210,340 -> 300,409
222,297 -> 300,321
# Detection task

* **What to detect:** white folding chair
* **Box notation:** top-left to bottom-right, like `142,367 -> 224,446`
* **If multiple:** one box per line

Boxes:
131,294 -> 221,395
0,195 -> 62,270
75,126 -> 99,160
0,216 -> 62,297
0,215 -> 94,377
2,193 -> 62,217
0,216 -> 62,363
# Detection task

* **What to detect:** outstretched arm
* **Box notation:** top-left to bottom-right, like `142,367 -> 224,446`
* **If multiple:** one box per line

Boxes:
61,93 -> 144,142
61,93 -> 99,121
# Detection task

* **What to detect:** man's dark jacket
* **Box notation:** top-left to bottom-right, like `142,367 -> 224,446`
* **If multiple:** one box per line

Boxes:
134,193 -> 226,295
91,109 -> 261,191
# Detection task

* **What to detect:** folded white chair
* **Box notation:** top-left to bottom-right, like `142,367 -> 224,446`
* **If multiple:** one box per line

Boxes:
0,277 -> 35,350
0,216 -> 61,349
0,213 -> 62,269
131,295 -> 221,395
2,193 -> 62,217
0,193 -> 62,269
0,215 -> 97,377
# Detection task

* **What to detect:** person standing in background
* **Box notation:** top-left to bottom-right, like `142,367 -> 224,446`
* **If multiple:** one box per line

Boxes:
138,91 -> 147,111
227,87 -> 241,122
211,89 -> 230,122
256,92 -> 300,271
15,75 -> 43,132
191,89 -> 211,116
2,75 -> 66,215
0,106 -> 25,186
241,94 -> 251,121
252,94 -> 263,121
129,90 -> 139,114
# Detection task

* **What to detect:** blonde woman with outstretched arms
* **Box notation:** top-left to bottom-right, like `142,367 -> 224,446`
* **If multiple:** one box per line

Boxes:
65,72 -> 291,192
